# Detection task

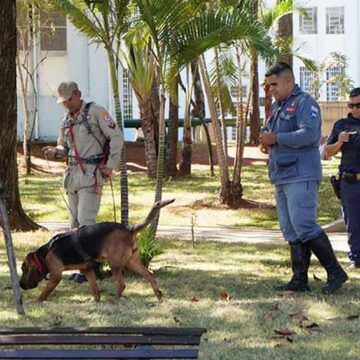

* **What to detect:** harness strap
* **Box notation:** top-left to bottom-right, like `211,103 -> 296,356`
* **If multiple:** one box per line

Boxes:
68,121 -> 85,173
70,230 -> 97,265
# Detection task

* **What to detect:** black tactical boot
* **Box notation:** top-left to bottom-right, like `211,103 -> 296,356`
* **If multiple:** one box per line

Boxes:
309,231 -> 348,294
274,242 -> 311,291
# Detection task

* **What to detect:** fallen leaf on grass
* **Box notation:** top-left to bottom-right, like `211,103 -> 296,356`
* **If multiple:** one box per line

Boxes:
219,291 -> 230,301
289,312 -> 309,322
313,273 -> 322,282
327,314 -> 359,321
173,316 -> 181,324
303,322 -> 321,332
191,296 -> 199,303
274,328 -> 297,336
271,302 -> 280,311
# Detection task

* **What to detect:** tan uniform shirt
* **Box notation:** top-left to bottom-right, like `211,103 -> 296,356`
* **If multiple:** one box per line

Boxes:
56,101 -> 124,192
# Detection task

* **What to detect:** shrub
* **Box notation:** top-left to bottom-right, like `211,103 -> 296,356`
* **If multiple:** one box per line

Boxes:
136,226 -> 163,268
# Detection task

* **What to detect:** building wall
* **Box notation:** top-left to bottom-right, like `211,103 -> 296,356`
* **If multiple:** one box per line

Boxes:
293,0 -> 360,100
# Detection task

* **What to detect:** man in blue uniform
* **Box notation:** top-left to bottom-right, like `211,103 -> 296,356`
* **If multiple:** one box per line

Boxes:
260,62 -> 348,294
325,87 -> 360,269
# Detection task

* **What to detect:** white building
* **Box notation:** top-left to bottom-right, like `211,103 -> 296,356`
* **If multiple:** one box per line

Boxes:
293,0 -> 360,100
17,1 -> 359,141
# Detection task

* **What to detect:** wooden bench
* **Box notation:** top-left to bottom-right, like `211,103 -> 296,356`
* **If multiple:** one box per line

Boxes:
0,327 -> 206,359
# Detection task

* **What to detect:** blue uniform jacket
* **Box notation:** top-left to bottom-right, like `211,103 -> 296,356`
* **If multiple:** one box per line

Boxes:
263,85 -> 322,185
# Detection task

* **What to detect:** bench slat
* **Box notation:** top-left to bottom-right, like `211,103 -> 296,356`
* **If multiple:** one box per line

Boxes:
0,327 -> 206,336
0,349 -> 199,359
0,335 -> 201,346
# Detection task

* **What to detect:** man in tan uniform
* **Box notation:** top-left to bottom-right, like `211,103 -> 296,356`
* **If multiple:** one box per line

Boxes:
43,81 -> 124,281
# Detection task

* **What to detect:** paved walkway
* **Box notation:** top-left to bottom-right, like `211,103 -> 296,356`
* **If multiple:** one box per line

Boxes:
39,222 -> 349,253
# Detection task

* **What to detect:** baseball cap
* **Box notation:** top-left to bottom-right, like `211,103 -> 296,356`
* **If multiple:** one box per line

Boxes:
57,81 -> 79,103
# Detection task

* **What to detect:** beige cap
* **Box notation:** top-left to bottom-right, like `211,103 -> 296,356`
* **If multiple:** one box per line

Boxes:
57,81 -> 79,103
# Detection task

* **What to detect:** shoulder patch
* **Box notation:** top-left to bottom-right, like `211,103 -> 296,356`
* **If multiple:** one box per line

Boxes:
101,111 -> 116,129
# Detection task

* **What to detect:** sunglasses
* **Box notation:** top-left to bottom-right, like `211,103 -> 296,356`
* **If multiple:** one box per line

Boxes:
348,103 -> 360,109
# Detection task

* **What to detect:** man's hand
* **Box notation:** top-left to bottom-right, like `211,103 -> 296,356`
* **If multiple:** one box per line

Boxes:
259,144 -> 269,154
42,146 -> 57,160
260,132 -> 277,147
338,131 -> 350,144
101,167 -> 113,178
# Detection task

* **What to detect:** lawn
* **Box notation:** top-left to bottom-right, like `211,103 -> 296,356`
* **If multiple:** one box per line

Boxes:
19,157 -> 342,229
1,232 -> 359,359
1,153 -> 357,359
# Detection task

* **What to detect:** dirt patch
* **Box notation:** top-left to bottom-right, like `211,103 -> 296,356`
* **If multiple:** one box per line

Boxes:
192,198 -> 275,210
17,142 -> 268,175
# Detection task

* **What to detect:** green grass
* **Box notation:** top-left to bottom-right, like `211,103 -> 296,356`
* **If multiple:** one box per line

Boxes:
19,157 -> 342,229
1,232 -> 359,359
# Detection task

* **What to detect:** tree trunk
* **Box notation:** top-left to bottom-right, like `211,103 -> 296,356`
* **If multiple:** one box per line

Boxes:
249,0 -> 260,145
138,96 -> 157,178
166,85 -> 179,178
107,50 -> 129,224
178,97 -> 192,176
150,75 -> 160,151
277,12 -> 293,67
199,56 -> 230,204
231,45 -> 245,207
191,62 -> 215,176
0,0 -> 39,231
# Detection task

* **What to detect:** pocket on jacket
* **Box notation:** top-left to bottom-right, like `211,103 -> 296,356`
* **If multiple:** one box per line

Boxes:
276,154 -> 298,179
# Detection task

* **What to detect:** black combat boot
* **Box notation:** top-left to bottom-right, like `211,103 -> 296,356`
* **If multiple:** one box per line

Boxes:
309,231 -> 348,294
274,242 -> 311,291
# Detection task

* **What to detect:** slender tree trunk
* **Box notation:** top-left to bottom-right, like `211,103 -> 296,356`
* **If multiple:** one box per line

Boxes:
179,67 -> 192,176
107,51 -> 129,224
151,85 -> 166,232
166,83 -> 179,178
178,95 -> 192,176
0,185 -> 25,315
263,81 -> 272,123
249,0 -> 260,145
0,0 -> 39,231
150,75 -> 160,150
191,62 -> 215,176
199,56 -> 230,204
231,45 -> 245,207
137,96 -> 157,178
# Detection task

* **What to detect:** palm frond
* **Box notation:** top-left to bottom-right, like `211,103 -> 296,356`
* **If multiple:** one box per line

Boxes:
51,0 -> 104,41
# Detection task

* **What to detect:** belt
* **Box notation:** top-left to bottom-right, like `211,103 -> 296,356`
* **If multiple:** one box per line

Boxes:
68,155 -> 104,166
340,172 -> 360,182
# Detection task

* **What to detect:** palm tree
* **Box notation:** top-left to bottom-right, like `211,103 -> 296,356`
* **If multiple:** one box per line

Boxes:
51,0 -> 131,224
122,35 -> 158,178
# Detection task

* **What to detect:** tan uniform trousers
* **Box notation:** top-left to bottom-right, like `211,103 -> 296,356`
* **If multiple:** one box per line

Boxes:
67,187 -> 101,229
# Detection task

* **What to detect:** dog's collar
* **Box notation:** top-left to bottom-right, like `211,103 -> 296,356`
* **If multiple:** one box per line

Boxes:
33,251 -> 48,276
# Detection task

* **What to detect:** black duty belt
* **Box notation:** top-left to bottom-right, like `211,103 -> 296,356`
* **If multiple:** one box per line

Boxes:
340,172 -> 360,182
68,154 -> 104,165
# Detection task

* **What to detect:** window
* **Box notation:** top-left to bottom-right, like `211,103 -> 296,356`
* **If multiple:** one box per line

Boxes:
299,66 -> 313,94
40,11 -> 66,51
326,67 -> 342,101
230,85 -> 247,99
122,69 -> 133,121
326,7 -> 344,34
299,7 -> 317,34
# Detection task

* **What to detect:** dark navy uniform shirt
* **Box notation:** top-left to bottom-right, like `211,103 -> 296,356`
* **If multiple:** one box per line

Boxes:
327,113 -> 360,173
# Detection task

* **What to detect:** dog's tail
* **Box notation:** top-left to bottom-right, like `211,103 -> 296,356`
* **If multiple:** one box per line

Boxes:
130,199 -> 175,234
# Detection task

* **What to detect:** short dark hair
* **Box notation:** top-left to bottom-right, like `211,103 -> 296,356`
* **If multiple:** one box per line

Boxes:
265,62 -> 294,78
349,88 -> 360,97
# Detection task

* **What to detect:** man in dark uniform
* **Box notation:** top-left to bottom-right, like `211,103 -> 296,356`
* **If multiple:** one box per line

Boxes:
325,87 -> 360,269
260,62 -> 348,294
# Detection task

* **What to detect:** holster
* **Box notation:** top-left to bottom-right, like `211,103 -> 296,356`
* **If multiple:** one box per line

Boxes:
330,175 -> 341,199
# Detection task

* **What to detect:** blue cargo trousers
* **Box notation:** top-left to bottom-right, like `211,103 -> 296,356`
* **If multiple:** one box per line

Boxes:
275,180 -> 323,243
